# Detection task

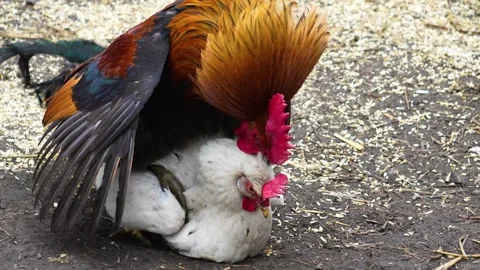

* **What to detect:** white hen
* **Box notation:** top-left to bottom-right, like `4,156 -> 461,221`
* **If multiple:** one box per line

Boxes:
95,93 -> 292,263
96,137 -> 285,262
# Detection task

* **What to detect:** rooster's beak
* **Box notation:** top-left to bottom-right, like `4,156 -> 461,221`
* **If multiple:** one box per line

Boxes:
260,206 -> 269,219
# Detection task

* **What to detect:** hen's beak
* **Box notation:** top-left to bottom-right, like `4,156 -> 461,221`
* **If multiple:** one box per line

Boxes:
260,206 -> 269,219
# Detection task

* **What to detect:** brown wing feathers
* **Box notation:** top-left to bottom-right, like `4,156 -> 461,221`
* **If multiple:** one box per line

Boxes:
34,4 -> 173,231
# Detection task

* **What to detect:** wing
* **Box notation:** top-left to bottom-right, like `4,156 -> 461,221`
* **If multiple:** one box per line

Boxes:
32,3 -> 180,233
108,170 -> 186,235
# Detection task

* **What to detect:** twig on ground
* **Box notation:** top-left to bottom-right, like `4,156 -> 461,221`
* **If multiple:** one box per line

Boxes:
424,22 -> 449,31
431,136 -> 444,145
231,264 -> 253,268
349,162 -> 386,182
404,89 -> 410,110
0,30 -> 43,39
459,235 -> 468,258
434,256 -> 462,270
441,153 -> 463,165
286,258 -> 314,269
435,250 -> 465,259
0,154 -> 37,160
333,133 -> 364,151
434,235 -> 480,269
0,228 -> 14,239
472,239 -> 480,246
459,215 -> 480,221
397,246 -> 422,260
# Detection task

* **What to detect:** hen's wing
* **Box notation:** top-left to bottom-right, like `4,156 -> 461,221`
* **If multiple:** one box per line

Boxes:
97,168 -> 186,236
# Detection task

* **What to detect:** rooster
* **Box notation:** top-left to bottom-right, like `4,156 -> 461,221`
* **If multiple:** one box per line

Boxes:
32,0 -> 329,233
97,94 -> 291,263
0,39 -> 104,102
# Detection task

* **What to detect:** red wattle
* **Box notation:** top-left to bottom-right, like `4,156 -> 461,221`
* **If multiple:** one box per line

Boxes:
242,197 -> 257,212
235,122 -> 260,155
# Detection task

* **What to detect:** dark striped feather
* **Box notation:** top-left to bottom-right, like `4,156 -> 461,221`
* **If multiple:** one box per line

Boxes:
32,97 -> 143,232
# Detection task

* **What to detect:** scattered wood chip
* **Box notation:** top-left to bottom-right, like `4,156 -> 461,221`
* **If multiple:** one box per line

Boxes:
333,133 -> 364,151
47,253 -> 70,264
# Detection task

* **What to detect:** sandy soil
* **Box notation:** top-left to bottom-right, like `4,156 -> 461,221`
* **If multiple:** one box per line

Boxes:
1,0 -> 480,269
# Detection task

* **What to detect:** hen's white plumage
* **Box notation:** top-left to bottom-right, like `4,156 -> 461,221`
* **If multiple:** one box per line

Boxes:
96,137 -> 281,262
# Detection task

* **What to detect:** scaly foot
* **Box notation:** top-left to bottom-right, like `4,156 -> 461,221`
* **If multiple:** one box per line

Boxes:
147,164 -> 188,221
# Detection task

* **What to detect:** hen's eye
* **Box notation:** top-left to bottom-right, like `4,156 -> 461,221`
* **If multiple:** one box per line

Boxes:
245,181 -> 255,193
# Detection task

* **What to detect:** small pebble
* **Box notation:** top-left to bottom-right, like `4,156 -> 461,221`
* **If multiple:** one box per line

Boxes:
411,193 -> 421,201
450,172 -> 466,186
25,0 -> 39,5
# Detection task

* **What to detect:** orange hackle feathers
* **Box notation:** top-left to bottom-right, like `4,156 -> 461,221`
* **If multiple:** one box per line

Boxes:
193,0 -> 329,121
167,0 -> 222,83
43,75 -> 81,125
168,0 -> 329,119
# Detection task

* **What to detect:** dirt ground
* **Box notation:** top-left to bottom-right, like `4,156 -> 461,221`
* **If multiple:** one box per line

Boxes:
1,0 -> 480,269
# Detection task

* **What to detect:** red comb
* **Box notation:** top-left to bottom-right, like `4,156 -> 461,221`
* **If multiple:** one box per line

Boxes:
235,93 -> 294,165
262,173 -> 288,201
264,94 -> 294,164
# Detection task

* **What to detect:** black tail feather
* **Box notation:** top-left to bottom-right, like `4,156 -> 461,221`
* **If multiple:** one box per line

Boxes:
0,39 -> 105,105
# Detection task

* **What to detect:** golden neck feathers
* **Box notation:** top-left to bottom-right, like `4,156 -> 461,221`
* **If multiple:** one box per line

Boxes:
168,0 -> 330,120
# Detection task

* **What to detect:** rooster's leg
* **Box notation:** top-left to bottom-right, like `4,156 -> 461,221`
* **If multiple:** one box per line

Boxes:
147,164 -> 188,221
